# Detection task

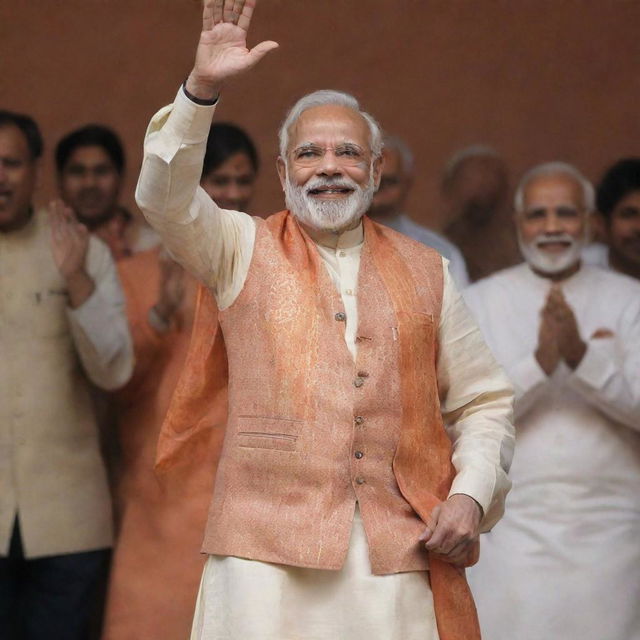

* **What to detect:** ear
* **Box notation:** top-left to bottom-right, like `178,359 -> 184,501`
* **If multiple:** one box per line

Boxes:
276,156 -> 287,191
372,154 -> 384,190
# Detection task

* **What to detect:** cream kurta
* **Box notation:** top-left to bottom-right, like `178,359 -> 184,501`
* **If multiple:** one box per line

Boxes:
136,88 -> 515,639
0,210 -> 133,558
465,263 -> 640,640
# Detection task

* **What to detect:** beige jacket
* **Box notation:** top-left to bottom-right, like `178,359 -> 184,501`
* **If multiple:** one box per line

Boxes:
0,210 -> 134,558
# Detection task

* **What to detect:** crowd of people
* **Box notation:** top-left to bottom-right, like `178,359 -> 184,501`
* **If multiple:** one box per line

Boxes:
1,2 -> 640,639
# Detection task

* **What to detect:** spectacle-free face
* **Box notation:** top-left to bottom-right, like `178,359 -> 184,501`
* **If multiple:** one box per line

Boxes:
606,190 -> 640,269
369,147 -> 411,218
0,125 -> 39,233
200,151 -> 257,211
58,145 -> 121,227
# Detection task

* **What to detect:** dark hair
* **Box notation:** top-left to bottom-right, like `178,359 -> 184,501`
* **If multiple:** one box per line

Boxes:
202,123 -> 258,178
0,110 -> 43,160
596,158 -> 640,220
55,124 -> 125,174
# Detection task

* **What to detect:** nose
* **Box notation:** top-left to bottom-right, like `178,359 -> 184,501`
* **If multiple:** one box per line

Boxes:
543,210 -> 561,233
316,149 -> 342,177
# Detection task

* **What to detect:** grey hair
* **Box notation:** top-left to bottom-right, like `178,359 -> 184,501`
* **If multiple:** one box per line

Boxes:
514,161 -> 595,214
443,144 -> 502,184
278,90 -> 383,160
382,135 -> 414,174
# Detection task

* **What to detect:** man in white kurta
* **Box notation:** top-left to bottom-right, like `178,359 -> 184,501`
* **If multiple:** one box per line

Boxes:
465,161 -> 640,640
136,2 -> 514,638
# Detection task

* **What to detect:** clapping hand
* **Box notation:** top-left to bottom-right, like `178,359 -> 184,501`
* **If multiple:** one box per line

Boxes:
49,199 -> 95,308
186,0 -> 279,100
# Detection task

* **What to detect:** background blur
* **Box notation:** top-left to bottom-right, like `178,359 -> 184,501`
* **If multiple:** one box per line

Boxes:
2,0 -> 640,228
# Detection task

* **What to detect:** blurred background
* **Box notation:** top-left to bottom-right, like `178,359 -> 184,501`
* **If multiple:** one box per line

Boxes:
2,0 -> 640,228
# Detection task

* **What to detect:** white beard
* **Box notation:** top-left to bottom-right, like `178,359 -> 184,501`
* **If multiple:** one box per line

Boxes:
517,228 -> 588,274
285,170 -> 376,233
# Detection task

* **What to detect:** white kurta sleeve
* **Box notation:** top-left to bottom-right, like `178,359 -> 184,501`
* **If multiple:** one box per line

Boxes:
66,236 -> 134,391
135,87 -> 255,309
567,297 -> 640,431
437,259 -> 515,531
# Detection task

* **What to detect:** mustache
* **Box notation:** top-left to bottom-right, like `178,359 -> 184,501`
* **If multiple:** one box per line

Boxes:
303,176 -> 360,192
77,188 -> 104,200
532,232 -> 576,246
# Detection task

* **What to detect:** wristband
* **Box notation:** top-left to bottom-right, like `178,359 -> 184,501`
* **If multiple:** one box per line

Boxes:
182,80 -> 220,106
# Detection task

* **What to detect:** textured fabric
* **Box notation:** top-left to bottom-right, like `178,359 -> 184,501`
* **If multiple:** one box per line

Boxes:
101,249 -> 225,640
191,507 -> 439,640
0,210 -> 133,559
465,263 -> 640,640
379,213 -> 470,288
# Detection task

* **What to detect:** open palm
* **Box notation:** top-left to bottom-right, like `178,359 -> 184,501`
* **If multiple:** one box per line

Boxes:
190,0 -> 278,91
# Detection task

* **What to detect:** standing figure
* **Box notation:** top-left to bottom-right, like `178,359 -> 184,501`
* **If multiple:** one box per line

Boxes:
466,162 -> 640,640
136,3 -> 515,639
0,110 -> 133,639
443,145 -> 519,281
101,123 -> 258,640
368,135 -> 469,288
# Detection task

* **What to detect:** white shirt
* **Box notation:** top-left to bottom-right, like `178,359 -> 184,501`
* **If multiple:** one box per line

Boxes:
464,263 -> 640,640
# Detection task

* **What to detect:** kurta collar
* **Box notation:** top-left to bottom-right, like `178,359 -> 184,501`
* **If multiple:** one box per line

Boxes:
304,220 -> 364,251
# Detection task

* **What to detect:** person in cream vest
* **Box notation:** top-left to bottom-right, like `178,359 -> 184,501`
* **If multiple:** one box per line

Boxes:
0,110 -> 133,639
136,2 -> 515,639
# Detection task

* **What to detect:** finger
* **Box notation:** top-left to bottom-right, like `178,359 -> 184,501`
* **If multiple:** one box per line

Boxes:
237,0 -> 256,30
248,40 -> 279,65
223,0 -> 237,22
203,0 -> 215,30
231,0 -> 244,24
212,0 -> 224,24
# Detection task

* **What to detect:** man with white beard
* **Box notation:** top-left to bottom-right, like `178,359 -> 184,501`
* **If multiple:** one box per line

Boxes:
135,2 -> 515,639
464,161 -> 640,640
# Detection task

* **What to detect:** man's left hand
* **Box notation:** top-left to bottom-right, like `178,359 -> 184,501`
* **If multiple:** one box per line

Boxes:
420,494 -> 481,566
546,285 -> 586,369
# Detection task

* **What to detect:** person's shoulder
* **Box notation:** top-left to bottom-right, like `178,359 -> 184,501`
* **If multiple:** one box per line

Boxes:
582,264 -> 640,298
466,263 -> 527,295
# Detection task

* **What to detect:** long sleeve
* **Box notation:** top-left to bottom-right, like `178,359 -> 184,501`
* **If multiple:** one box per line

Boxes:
567,297 -> 640,431
66,236 -> 134,391
135,88 -> 255,309
437,261 -> 515,531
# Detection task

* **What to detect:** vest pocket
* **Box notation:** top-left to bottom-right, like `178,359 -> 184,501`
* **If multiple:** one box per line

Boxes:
234,416 -> 303,452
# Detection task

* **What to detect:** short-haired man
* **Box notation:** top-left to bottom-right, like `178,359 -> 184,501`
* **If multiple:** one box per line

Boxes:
582,157 -> 640,280
102,121 -> 259,640
465,162 -> 640,640
136,3 -> 515,638
368,135 -> 469,288
56,124 -> 157,260
443,145 -> 520,281
0,110 -> 133,638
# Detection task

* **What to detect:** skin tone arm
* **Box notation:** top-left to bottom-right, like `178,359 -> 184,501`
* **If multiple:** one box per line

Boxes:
185,0 -> 279,101
49,199 -> 95,308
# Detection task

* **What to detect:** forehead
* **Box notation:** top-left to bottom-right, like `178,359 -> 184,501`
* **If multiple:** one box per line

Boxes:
288,104 -> 370,151
0,124 -> 31,160
208,151 -> 255,177
613,189 -> 640,211
66,145 -> 114,167
523,173 -> 584,208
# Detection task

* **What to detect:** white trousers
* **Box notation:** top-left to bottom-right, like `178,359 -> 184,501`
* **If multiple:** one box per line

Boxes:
190,507 -> 439,640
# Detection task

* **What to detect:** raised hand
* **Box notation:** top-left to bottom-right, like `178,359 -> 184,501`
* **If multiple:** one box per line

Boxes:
186,0 -> 279,100
49,199 -> 95,308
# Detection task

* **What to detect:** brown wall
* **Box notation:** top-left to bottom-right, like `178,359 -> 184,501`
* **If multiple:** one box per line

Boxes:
3,0 -> 640,230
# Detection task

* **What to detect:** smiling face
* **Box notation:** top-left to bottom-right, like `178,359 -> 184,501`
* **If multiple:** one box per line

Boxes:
0,124 -> 39,233
606,190 -> 640,274
58,145 -> 121,229
277,104 -> 382,233
517,172 -> 590,278
200,151 -> 257,211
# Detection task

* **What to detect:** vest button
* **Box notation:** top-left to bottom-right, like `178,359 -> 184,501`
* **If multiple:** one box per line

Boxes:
354,416 -> 364,425
354,451 -> 364,459
353,377 -> 364,388
334,312 -> 346,322
355,476 -> 366,485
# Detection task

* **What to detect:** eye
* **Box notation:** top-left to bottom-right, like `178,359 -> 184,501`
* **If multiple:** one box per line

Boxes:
295,147 -> 321,159
524,209 -> 545,220
556,206 -> 579,218
336,145 -> 363,158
